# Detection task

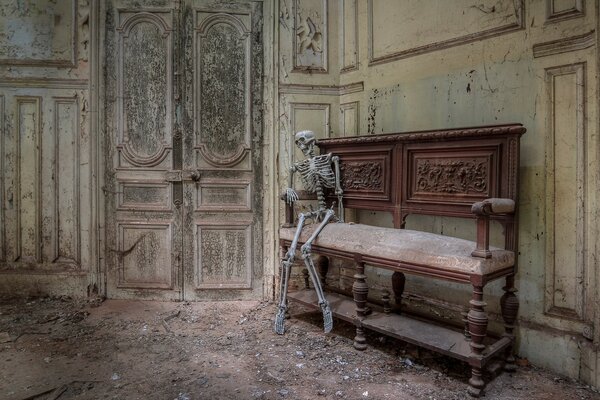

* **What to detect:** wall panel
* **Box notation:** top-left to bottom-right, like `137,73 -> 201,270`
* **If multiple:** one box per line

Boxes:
293,0 -> 328,72
340,101 -> 359,136
0,95 -> 4,263
289,102 -> 331,164
544,62 -> 586,320
546,0 -> 584,23
0,0 -> 77,67
367,0 -> 524,65
340,0 -> 357,72
16,97 -> 42,264
54,98 -> 80,263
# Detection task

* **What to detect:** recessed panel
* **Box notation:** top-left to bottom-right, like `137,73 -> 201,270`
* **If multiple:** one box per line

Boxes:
196,224 -> 252,289
55,99 -> 80,263
407,149 -> 498,205
117,11 -> 172,167
0,0 -> 76,66
196,13 -> 250,167
544,63 -> 586,320
119,183 -> 171,210
293,0 -> 328,71
197,182 -> 251,211
368,0 -> 523,64
118,223 -> 173,289
17,97 -> 41,263
338,153 -> 391,201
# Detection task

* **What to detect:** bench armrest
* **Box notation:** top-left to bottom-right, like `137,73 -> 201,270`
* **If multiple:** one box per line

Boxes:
471,198 -> 515,215
471,198 -> 516,259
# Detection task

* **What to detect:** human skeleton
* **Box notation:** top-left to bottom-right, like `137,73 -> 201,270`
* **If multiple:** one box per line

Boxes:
274,130 -> 343,334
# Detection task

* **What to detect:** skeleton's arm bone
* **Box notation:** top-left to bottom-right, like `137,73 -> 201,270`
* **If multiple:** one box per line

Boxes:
332,156 -> 344,222
281,164 -> 299,205
332,156 -> 343,196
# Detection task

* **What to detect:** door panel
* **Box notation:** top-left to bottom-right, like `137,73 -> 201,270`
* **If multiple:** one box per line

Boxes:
181,0 -> 263,300
105,2 -> 181,299
105,0 -> 262,300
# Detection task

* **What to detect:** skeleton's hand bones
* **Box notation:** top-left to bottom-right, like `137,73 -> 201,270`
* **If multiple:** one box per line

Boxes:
281,188 -> 299,205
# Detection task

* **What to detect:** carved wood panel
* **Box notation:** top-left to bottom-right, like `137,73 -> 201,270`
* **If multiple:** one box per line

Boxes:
194,11 -> 251,168
118,182 -> 171,211
105,1 -> 263,301
196,180 -> 252,212
106,6 -> 180,300
293,0 -> 328,72
117,223 -> 173,289
182,1 -> 263,300
406,149 -> 498,205
117,11 -> 173,168
195,224 -> 252,289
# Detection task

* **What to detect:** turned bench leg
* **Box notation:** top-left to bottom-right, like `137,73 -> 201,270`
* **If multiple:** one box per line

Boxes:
467,283 -> 488,398
501,275 -> 519,372
353,260 -> 368,350
317,256 -> 329,288
392,271 -> 406,314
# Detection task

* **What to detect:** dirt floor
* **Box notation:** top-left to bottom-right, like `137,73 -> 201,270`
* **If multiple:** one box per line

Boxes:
0,297 -> 599,400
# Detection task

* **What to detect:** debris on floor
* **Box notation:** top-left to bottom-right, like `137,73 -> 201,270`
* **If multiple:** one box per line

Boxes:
0,296 -> 599,400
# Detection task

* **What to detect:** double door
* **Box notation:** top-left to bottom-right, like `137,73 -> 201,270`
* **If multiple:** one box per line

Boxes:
104,0 -> 263,300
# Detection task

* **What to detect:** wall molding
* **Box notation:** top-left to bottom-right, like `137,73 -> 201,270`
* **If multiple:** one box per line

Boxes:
292,0 -> 329,73
533,31 -> 595,58
340,0 -> 358,73
0,95 -> 4,262
0,78 -> 88,89
279,81 -> 364,96
544,62 -> 587,321
340,101 -> 359,136
367,0 -> 525,66
289,102 -> 331,164
53,97 -> 81,264
14,97 -> 42,263
546,0 -> 584,23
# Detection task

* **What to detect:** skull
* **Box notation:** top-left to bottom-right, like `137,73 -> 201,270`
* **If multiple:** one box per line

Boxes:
295,130 -> 316,156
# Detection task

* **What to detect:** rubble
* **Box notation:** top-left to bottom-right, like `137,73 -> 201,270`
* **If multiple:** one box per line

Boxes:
0,297 -> 598,400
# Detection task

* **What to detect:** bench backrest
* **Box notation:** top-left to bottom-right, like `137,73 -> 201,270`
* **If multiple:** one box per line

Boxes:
316,124 -> 525,230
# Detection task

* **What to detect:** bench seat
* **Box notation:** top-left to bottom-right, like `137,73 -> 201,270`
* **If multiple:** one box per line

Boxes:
280,222 -> 514,280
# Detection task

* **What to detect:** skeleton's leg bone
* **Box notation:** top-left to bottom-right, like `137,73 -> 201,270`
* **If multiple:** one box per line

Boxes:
302,253 -> 333,333
299,209 -> 335,333
299,209 -> 334,255
274,214 -> 307,335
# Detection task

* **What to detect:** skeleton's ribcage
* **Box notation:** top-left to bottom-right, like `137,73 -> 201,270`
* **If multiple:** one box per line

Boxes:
296,154 -> 335,193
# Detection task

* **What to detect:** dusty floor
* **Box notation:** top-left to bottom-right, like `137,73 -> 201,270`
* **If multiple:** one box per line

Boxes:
0,297 -> 599,400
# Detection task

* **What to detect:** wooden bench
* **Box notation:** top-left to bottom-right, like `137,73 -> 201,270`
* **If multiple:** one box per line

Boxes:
279,124 -> 526,397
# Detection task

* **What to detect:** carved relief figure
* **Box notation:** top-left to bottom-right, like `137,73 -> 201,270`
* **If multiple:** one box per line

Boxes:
274,130 -> 343,334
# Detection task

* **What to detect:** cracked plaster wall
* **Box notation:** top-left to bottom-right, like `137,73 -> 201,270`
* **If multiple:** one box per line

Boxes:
276,0 -> 600,388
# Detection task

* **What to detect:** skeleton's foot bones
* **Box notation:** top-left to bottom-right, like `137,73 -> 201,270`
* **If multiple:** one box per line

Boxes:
274,305 -> 287,335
